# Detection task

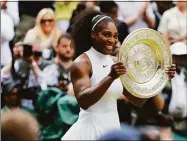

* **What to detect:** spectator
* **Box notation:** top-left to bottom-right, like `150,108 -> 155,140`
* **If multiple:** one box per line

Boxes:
55,1 -> 79,32
1,109 -> 39,141
12,41 -> 24,58
14,1 -> 54,42
158,2 -> 187,139
1,80 -> 21,113
157,0 -> 187,118
4,0 -> 20,26
85,1 -> 100,11
39,34 -> 75,95
131,94 -> 174,140
24,8 -> 62,60
1,1 -> 14,68
1,43 -> 53,109
1,80 -> 35,115
1,43 -> 52,88
168,37 -> 187,140
116,0 -> 155,33
35,87 -> 79,140
99,1 -> 129,44
158,1 -> 187,46
151,1 -> 173,30
98,124 -> 144,140
98,124 -> 162,140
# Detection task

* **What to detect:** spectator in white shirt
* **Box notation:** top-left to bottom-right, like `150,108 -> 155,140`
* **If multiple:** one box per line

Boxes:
158,1 -> 187,134
5,0 -> 20,26
115,0 -> 155,33
158,1 -> 187,46
1,1 -> 14,68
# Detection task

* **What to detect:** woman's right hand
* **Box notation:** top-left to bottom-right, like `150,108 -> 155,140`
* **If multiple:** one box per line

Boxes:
108,62 -> 127,80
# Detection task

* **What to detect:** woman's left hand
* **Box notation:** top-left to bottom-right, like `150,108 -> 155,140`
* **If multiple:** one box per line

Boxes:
165,64 -> 176,79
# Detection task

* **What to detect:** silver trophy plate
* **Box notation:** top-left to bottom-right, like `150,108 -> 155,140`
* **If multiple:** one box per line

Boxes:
118,28 -> 172,98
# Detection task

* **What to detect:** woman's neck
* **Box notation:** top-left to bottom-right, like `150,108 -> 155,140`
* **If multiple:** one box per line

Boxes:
44,31 -> 51,36
92,45 -> 104,55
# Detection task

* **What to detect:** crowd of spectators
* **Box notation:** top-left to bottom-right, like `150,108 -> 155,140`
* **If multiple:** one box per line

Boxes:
1,1 -> 187,140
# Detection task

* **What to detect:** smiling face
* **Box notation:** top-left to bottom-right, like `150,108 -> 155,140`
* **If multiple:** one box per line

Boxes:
92,21 -> 118,55
40,13 -> 55,35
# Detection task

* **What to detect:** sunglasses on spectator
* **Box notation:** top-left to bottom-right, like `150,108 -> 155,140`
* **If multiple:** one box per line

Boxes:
41,19 -> 54,24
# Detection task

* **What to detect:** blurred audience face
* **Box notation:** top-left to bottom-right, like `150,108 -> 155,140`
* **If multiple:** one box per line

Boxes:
85,1 -> 96,9
176,1 -> 187,9
13,42 -> 23,58
4,87 -> 20,107
109,6 -> 118,22
1,1 -> 7,9
1,109 -> 39,141
156,1 -> 173,15
111,41 -> 120,56
41,13 -> 55,35
56,38 -> 74,61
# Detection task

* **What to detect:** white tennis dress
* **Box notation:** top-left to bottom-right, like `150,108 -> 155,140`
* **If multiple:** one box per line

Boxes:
62,47 -> 123,140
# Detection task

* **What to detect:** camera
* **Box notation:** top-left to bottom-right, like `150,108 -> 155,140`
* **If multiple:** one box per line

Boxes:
22,44 -> 32,58
58,71 -> 71,86
14,44 -> 42,86
22,44 -> 42,58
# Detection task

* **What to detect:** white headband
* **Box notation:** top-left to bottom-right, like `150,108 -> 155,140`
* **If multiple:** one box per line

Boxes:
92,15 -> 101,22
92,15 -> 113,31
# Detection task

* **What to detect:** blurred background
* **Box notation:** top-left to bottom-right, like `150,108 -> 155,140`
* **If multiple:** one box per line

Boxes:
1,0 -> 187,140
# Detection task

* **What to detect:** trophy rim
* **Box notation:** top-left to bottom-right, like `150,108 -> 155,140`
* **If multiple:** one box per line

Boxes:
118,28 -> 172,98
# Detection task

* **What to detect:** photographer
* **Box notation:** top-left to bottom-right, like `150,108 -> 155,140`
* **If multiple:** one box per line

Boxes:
1,80 -> 35,115
1,42 -> 53,108
38,34 -> 75,95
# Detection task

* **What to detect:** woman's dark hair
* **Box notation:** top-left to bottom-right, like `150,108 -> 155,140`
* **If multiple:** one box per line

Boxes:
71,9 -> 114,58
72,2 -> 86,20
67,2 -> 86,33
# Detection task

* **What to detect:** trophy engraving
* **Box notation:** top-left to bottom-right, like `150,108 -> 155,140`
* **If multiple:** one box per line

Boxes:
119,28 -> 172,98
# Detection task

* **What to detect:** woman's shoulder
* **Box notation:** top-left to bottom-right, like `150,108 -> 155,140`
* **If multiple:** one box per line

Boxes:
73,53 -> 91,67
71,53 -> 91,74
24,28 -> 37,43
26,28 -> 36,35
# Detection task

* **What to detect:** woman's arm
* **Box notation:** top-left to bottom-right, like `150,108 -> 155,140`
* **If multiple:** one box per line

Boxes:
150,94 -> 165,111
71,54 -> 126,110
125,15 -> 139,27
143,11 -> 155,29
122,88 -> 148,108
